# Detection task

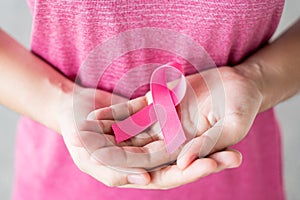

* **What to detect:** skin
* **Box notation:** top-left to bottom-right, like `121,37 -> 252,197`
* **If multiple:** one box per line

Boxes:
0,28 -> 242,187
86,18 -> 300,188
0,18 -> 300,189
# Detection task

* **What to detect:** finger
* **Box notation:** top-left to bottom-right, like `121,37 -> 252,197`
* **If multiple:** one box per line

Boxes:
121,122 -> 163,147
77,120 -> 115,133
73,130 -> 161,150
119,130 -> 158,147
75,119 -> 161,147
87,96 -> 148,120
88,158 -> 151,186
70,127 -> 160,150
66,142 -> 151,187
120,157 -> 218,189
90,140 -> 179,169
151,158 -> 217,189
208,148 -> 242,173
176,80 -> 212,140
69,131 -> 116,148
93,89 -> 128,109
177,121 -> 223,169
121,149 -> 241,189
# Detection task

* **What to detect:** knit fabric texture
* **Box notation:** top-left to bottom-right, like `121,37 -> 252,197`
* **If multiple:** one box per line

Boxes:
13,0 -> 285,199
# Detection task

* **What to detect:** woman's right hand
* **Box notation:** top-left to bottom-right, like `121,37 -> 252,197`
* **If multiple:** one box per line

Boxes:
57,87 -> 153,187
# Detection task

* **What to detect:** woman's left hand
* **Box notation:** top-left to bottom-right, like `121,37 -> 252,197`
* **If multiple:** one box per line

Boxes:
175,65 -> 263,170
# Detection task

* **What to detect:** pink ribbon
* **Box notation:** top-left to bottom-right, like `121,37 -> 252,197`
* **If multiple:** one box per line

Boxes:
112,62 -> 187,153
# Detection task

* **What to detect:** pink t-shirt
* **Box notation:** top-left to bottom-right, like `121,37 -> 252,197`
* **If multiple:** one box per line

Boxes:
13,0 -> 285,199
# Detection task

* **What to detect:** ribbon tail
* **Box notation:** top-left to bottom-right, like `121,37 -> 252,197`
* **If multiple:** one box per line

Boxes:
112,104 -> 157,143
152,84 -> 186,154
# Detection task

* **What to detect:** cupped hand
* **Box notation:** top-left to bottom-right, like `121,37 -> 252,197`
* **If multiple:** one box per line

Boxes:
176,65 -> 263,169
57,87 -> 153,187
57,86 -> 241,189
87,65 -> 257,188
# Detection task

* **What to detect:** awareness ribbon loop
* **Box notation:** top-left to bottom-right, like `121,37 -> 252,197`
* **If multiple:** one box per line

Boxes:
112,62 -> 187,153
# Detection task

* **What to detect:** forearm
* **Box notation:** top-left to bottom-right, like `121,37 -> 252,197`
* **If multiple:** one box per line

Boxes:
236,19 -> 300,112
0,29 -> 74,133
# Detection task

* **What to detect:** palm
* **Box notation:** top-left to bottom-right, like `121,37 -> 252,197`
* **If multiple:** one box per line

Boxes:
175,66 -> 262,168
58,88 -> 155,186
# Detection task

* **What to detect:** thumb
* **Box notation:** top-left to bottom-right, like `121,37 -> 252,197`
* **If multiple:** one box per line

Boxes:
177,120 -> 223,169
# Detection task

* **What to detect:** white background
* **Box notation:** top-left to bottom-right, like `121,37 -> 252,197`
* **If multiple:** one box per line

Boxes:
0,0 -> 299,199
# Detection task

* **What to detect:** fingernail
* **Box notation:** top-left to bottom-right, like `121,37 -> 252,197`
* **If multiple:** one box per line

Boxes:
127,174 -> 147,185
87,112 -> 95,120
145,92 -> 153,105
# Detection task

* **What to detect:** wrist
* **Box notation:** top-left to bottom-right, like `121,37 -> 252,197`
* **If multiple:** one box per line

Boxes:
234,61 -> 267,112
47,77 -> 75,134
